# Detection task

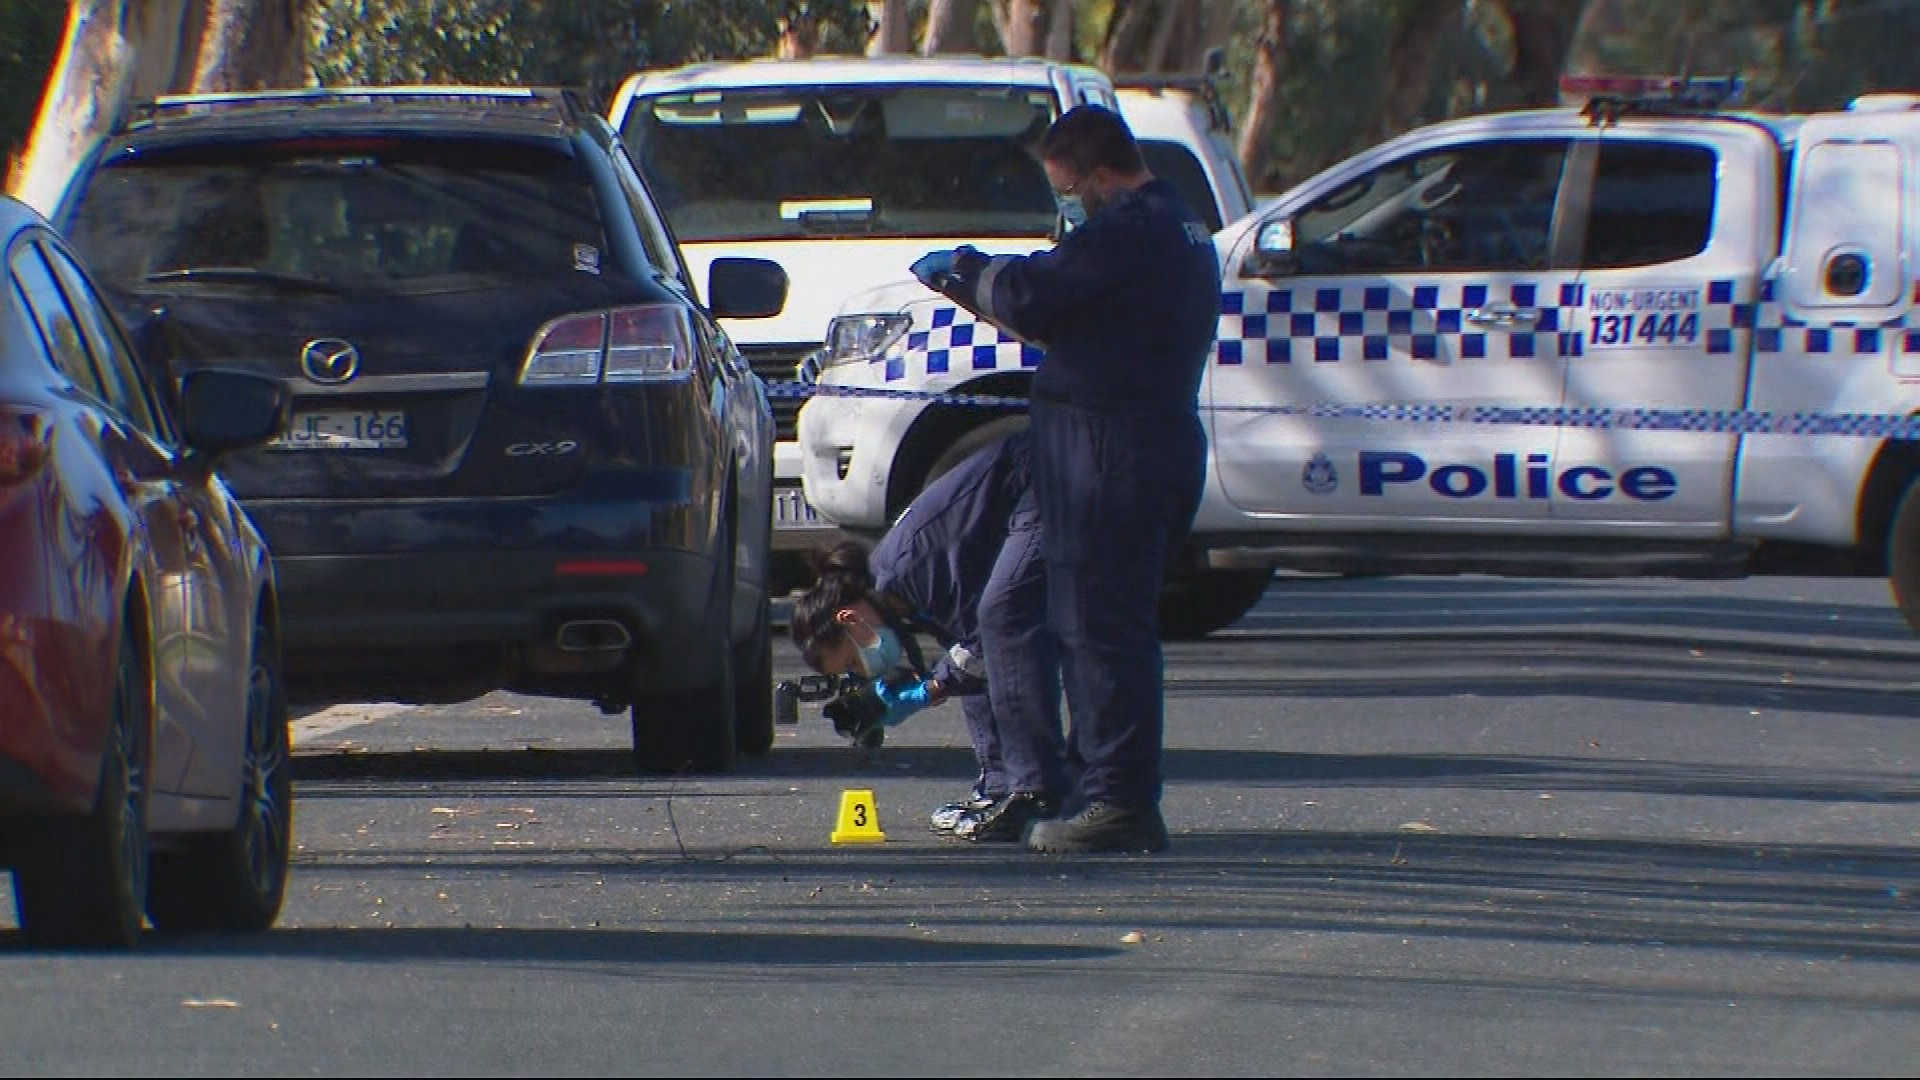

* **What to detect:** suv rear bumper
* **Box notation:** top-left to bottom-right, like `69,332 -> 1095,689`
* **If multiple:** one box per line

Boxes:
247,482 -> 728,703
272,547 -> 713,649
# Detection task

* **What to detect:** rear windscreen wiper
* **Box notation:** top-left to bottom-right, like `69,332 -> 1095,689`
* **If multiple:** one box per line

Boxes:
144,267 -> 347,293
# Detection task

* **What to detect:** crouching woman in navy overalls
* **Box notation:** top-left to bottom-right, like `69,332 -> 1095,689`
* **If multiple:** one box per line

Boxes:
788,432 -> 1066,842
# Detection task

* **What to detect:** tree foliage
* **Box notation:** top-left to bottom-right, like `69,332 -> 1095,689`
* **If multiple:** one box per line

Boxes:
308,0 -> 875,107
6,0 -> 1920,203
0,3 -> 66,166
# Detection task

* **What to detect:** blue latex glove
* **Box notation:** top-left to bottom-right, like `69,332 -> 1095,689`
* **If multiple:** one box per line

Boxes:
910,249 -> 958,290
874,676 -> 934,728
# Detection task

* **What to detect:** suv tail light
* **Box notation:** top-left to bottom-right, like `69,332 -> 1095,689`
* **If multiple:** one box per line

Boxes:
0,409 -> 50,486
520,304 -> 697,386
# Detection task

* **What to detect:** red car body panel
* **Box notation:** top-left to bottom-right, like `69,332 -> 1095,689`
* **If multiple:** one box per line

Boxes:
0,199 -> 276,825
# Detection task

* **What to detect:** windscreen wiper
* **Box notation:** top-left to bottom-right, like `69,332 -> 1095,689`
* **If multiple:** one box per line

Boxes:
143,267 -> 347,293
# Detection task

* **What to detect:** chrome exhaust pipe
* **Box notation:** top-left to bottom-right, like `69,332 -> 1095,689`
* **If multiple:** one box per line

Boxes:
555,619 -> 632,652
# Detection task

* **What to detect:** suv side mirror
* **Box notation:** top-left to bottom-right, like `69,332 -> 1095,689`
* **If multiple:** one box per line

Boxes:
179,369 -> 289,458
708,257 -> 789,319
1241,218 -> 1300,278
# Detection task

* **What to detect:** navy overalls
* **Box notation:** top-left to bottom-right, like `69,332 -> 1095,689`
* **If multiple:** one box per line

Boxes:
956,178 -> 1221,810
868,432 -> 1065,800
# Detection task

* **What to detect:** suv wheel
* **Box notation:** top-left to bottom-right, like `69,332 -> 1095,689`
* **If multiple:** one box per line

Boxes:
147,606 -> 292,934
631,507 -> 738,774
733,587 -> 775,757
12,616 -> 151,948
631,649 -> 737,774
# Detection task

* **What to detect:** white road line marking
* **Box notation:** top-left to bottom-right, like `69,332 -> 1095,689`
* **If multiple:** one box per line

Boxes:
292,703 -> 413,745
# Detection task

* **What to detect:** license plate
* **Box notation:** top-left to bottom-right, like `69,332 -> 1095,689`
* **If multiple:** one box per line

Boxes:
774,487 -> 823,528
274,409 -> 409,450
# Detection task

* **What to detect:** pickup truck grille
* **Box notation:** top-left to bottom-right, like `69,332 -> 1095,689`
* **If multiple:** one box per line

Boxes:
738,343 -> 813,441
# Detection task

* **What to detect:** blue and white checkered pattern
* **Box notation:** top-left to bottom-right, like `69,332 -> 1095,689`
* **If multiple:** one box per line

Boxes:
885,306 -> 1044,382
1746,279 -> 1920,356
771,377 -> 1920,439
812,273 -> 1920,433
1215,281 -> 1587,365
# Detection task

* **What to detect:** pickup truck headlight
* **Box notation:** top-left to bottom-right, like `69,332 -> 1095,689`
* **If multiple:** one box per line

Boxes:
822,314 -> 911,369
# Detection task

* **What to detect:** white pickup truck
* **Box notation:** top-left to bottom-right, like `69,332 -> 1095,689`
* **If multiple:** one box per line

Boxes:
803,77 -> 1920,638
605,55 -> 1122,590
794,72 -> 1257,628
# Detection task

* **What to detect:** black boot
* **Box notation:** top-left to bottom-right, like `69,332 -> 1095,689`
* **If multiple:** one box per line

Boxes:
1024,799 -> 1169,854
954,792 -> 1058,843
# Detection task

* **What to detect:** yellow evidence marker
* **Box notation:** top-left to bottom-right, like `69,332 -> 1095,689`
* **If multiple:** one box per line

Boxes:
830,789 -> 886,844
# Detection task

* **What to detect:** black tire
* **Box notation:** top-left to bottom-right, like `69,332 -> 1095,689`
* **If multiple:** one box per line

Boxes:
1889,478 -> 1920,635
146,606 -> 292,935
732,588 -> 775,757
631,500 -> 738,774
12,616 -> 151,948
925,414 -> 1030,489
631,647 -> 737,774
1157,566 -> 1273,640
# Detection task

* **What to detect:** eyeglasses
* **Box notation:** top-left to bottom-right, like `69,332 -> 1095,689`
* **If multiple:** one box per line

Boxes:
1054,173 -> 1091,199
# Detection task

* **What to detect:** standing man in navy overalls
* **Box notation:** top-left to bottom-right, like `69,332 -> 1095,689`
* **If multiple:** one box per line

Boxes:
911,105 -> 1221,853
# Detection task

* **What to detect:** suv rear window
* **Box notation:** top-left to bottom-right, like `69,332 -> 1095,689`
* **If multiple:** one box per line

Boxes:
66,138 -> 607,293
623,84 -> 1058,243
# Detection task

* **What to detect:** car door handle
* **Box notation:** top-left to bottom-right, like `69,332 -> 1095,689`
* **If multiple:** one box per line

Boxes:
1464,305 -> 1540,328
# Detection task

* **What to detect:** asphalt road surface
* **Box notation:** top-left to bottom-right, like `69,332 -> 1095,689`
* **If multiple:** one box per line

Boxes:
4,574 -> 1919,1076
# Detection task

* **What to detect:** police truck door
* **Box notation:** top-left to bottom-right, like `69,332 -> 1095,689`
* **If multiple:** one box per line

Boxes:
1551,124 -> 1778,530
1212,133 -> 1587,525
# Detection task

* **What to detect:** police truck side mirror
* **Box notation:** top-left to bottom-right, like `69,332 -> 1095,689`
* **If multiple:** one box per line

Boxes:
1242,218 -> 1300,278
708,257 -> 789,319
1203,45 -> 1227,80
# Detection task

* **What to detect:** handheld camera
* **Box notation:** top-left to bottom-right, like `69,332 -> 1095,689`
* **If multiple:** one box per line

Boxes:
773,669 -> 920,747
773,672 -> 883,748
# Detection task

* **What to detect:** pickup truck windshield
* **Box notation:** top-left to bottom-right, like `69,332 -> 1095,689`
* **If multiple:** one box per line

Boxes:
624,84 -> 1059,242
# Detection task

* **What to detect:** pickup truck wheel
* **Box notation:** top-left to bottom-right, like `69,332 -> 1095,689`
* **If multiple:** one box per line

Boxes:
147,608 -> 292,934
926,415 -> 1030,488
1157,567 -> 1273,640
1888,479 -> 1920,635
12,617 -> 151,948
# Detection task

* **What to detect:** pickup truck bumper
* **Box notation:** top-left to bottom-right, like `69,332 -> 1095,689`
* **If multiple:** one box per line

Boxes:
797,388 -> 924,532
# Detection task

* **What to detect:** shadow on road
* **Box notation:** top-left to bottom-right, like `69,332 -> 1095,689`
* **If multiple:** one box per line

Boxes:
293,744 -> 1920,805
0,920 -> 1119,968
1242,576 -> 1911,644
88,926 -> 1119,968
42,829 -> 1908,975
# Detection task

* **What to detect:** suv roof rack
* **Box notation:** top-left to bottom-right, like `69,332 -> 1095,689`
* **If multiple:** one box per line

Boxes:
120,85 -> 591,134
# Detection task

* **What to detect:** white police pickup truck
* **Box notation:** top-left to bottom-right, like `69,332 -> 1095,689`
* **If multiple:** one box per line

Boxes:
795,71 -> 1257,630
605,55 -> 1121,588
802,76 -> 1920,638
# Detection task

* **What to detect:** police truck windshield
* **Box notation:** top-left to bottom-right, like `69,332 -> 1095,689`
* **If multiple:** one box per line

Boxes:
623,85 -> 1059,243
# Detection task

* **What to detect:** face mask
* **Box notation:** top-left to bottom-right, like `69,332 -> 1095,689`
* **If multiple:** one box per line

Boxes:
852,624 -> 907,677
1055,192 -> 1088,229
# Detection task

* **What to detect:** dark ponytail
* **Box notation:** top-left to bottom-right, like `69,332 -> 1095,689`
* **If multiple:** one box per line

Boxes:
790,541 -> 878,668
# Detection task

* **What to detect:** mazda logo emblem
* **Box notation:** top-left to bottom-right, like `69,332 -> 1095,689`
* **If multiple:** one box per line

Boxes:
301,339 -> 359,384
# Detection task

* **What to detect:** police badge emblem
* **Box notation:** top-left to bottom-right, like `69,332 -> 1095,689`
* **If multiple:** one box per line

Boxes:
1303,452 -> 1338,495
